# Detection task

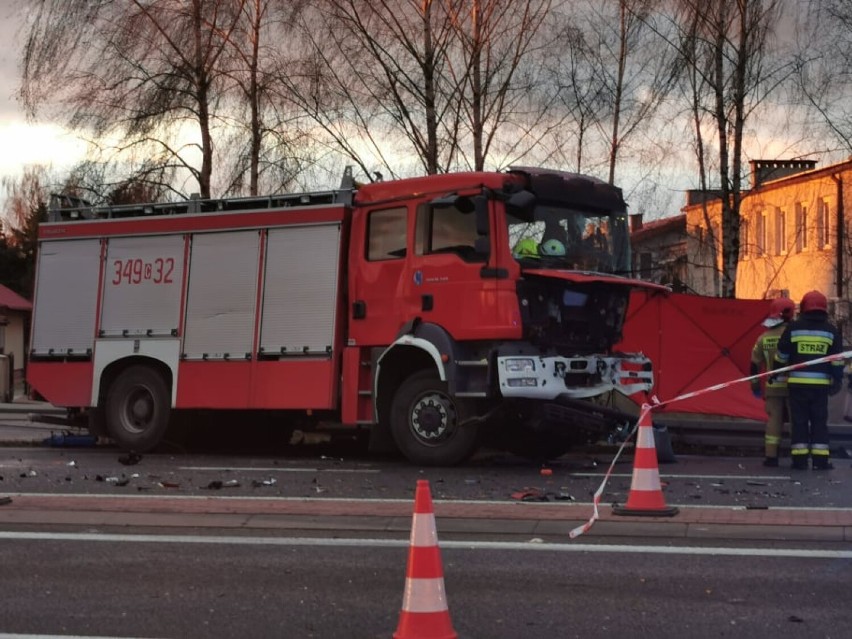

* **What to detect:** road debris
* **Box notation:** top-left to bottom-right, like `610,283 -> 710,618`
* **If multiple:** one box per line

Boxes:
119,453 -> 142,465
205,479 -> 240,489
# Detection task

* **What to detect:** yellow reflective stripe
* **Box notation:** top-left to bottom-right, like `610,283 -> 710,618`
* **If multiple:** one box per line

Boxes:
791,335 -> 834,345
790,448 -> 810,456
765,435 -> 781,444
811,448 -> 830,457
788,377 -> 830,385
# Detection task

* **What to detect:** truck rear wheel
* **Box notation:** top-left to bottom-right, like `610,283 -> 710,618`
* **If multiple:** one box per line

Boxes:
390,370 -> 480,466
105,365 -> 171,452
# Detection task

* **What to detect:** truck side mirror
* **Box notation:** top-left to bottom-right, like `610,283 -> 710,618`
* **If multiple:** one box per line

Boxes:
507,189 -> 535,217
473,196 -> 490,257
430,194 -> 474,212
473,195 -> 489,237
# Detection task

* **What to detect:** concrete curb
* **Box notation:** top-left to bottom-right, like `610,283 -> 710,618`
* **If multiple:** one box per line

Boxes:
1,494 -> 849,543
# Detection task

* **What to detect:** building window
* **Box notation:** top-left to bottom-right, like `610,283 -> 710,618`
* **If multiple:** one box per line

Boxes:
795,203 -> 808,252
739,216 -> 749,259
775,208 -> 786,255
367,207 -> 407,261
756,211 -> 767,255
816,199 -> 831,249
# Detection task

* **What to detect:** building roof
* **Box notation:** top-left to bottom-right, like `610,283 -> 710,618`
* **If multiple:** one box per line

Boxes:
0,284 -> 32,312
630,214 -> 686,243
682,157 -> 852,212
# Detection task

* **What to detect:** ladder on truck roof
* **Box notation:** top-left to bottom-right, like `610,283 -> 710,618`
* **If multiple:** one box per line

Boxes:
47,167 -> 358,222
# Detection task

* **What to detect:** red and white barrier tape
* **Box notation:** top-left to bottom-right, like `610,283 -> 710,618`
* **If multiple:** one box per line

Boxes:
568,403 -> 653,539
568,350 -> 852,539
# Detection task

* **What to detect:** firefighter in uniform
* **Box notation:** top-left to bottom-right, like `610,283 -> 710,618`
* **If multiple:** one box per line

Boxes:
773,290 -> 844,470
750,297 -> 795,467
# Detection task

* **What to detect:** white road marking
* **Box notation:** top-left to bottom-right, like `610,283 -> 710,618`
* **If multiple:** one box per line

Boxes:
0,531 -> 850,559
0,635 -> 161,639
572,473 -> 792,480
178,466 -> 380,473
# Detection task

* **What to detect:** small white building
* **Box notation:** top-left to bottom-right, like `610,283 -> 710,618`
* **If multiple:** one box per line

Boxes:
0,284 -> 32,399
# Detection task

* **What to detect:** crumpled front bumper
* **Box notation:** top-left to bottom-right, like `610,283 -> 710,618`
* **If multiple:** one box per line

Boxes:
496,353 -> 653,400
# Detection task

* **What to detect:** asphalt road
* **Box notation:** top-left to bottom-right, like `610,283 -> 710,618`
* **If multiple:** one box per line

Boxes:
1,412 -> 851,638
0,535 -> 849,638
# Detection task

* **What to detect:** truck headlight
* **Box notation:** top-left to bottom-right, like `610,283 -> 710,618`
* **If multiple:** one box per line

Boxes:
504,358 -> 535,373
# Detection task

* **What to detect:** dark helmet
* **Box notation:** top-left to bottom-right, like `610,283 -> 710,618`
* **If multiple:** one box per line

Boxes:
763,297 -> 796,327
800,290 -> 828,313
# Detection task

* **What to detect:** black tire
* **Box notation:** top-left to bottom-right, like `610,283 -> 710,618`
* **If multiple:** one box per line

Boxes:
390,370 -> 480,466
105,365 -> 171,452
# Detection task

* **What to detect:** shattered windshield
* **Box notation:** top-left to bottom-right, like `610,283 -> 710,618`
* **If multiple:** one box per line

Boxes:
507,204 -> 630,274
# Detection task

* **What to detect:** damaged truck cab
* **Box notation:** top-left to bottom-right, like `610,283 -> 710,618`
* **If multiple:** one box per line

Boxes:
352,167 -> 665,464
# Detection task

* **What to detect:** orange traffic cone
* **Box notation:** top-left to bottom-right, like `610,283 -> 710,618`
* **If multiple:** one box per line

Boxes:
612,405 -> 679,517
393,479 -> 457,639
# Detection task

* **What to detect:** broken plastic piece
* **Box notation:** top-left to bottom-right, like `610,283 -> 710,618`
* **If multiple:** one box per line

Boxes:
206,479 -> 241,490
511,488 -> 547,501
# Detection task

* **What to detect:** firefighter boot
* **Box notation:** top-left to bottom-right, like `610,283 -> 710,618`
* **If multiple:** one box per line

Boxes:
762,457 -> 779,467
791,456 -> 809,471
812,458 -> 834,471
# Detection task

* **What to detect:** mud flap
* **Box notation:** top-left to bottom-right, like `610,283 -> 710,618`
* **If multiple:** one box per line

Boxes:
367,418 -> 397,454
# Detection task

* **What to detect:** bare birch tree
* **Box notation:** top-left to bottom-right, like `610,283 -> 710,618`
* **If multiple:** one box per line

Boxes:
284,0 -> 551,178
669,0 -> 787,297
568,0 -> 679,186
445,0 -> 552,171
22,0 -> 244,199
217,0 -> 313,195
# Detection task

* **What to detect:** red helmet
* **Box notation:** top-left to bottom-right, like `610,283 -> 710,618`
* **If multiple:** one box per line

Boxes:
800,290 -> 828,313
767,297 -> 796,322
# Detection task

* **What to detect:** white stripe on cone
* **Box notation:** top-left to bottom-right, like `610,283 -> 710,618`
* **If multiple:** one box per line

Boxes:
637,421 -> 655,447
629,467 -> 662,492
402,577 -> 450,613
411,512 -> 439,546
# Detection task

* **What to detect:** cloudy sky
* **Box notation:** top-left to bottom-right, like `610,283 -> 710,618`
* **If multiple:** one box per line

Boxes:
0,5 -> 87,194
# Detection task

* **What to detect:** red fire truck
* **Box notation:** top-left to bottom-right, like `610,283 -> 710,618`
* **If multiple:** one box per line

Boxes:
28,167 -> 666,465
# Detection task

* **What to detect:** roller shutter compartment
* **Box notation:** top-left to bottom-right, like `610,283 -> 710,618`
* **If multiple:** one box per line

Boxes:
183,230 -> 260,360
31,239 -> 101,356
260,224 -> 342,357
100,235 -> 185,337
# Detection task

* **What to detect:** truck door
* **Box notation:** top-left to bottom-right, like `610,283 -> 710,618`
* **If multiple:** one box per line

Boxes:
348,206 -> 412,345
404,197 -> 499,340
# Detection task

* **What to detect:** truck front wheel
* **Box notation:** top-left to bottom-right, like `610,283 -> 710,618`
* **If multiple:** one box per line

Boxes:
105,365 -> 171,452
390,370 -> 480,466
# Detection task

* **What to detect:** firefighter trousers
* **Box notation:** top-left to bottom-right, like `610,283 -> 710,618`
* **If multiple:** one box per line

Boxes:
763,395 -> 788,459
788,385 -> 830,466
